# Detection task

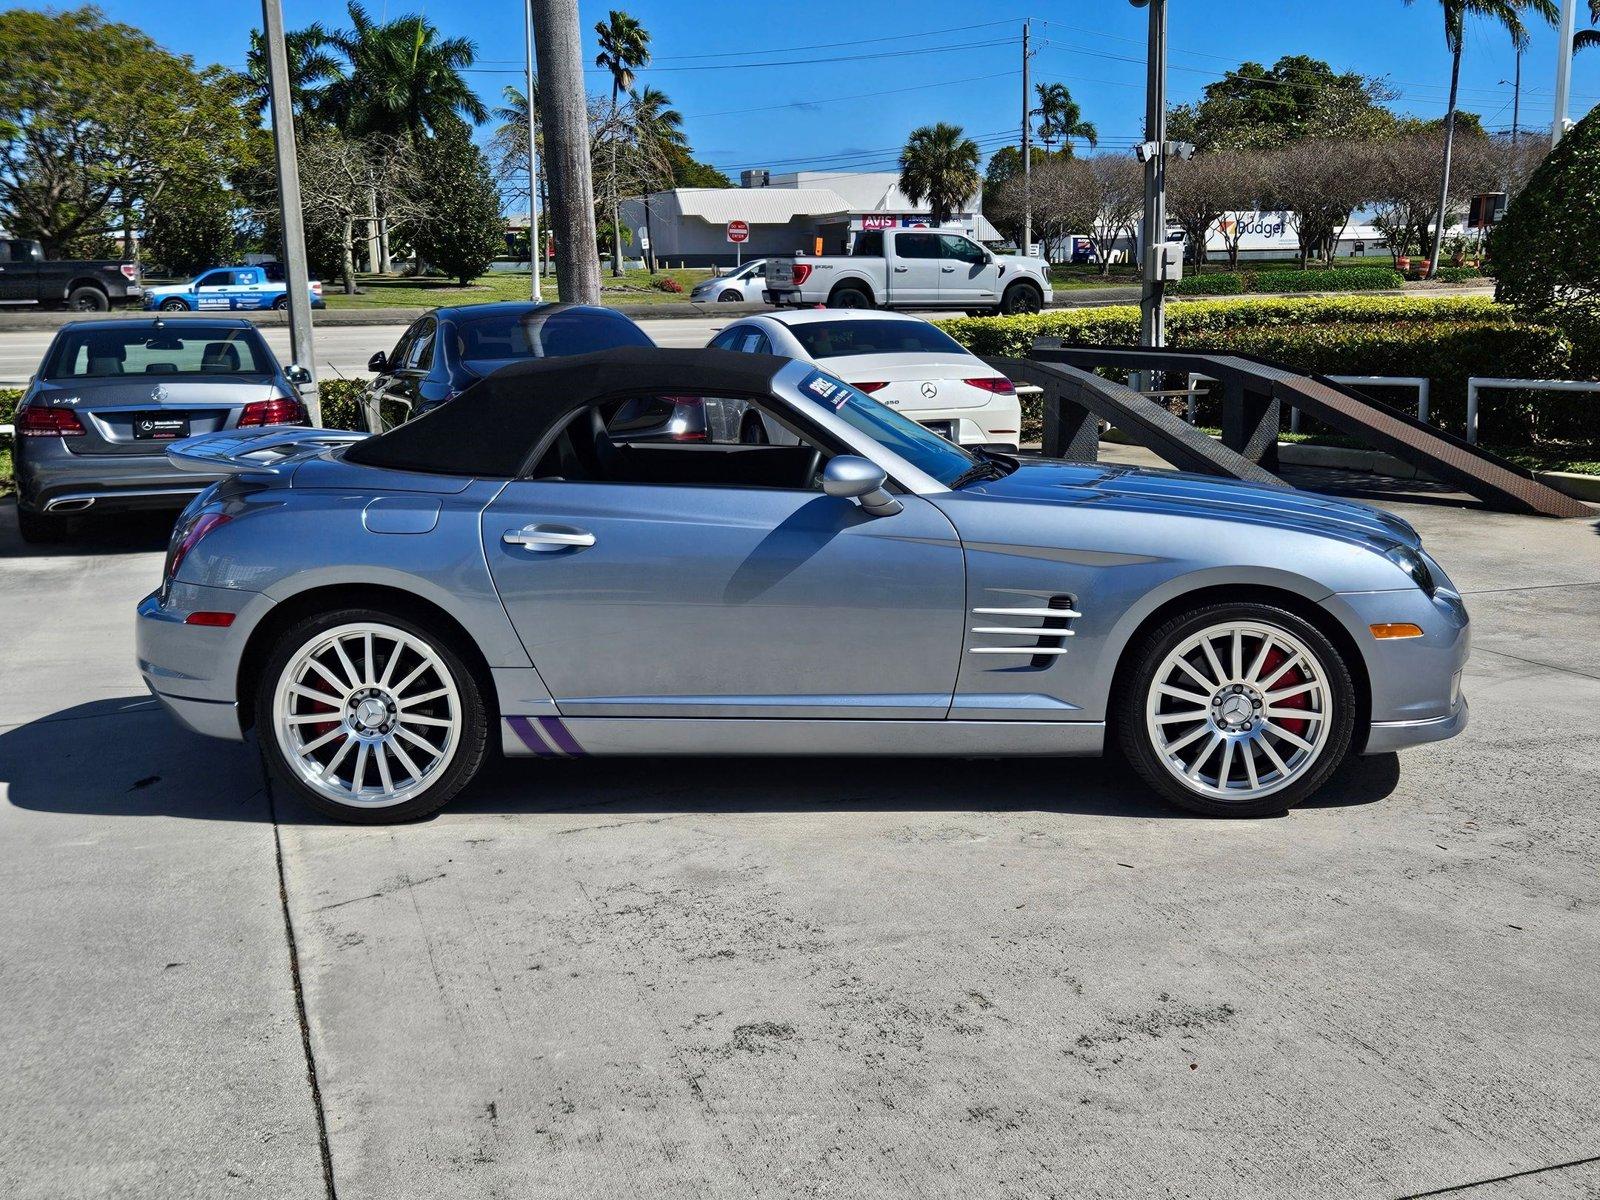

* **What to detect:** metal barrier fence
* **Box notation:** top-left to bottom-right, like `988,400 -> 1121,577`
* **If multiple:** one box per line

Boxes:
1466,377 -> 1600,444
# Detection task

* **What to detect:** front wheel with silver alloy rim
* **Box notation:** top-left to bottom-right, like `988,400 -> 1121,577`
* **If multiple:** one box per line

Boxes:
1116,602 -> 1356,817
256,608 -> 490,823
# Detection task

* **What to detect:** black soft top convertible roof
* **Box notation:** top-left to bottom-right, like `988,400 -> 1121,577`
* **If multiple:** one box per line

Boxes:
344,346 -> 788,477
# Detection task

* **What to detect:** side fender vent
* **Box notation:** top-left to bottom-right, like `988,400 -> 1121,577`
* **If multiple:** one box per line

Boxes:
968,595 -> 1080,670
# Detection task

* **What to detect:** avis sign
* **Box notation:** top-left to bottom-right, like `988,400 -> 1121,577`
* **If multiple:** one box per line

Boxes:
725,220 -> 750,244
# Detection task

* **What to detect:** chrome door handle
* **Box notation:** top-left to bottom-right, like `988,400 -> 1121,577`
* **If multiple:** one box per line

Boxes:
941,266 -> 955,273
503,523 -> 595,552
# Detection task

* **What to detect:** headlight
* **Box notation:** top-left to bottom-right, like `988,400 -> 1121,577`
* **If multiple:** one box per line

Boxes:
1384,544 -> 1436,596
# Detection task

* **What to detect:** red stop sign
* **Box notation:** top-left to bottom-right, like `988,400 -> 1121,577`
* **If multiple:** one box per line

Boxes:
726,220 -> 750,244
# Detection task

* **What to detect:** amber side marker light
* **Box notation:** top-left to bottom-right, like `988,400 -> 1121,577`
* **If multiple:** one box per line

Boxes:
1369,622 -> 1424,639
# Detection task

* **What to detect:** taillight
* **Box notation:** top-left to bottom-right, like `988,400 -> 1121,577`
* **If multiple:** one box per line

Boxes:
18,404 -> 86,437
964,377 -> 1016,395
664,395 -> 707,442
790,263 -> 813,286
854,381 -> 889,394
119,263 -> 140,281
165,512 -> 231,583
311,281 -> 323,295
238,396 -> 309,427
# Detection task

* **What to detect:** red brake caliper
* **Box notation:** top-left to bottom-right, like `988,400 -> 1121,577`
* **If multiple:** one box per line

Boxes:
1258,647 -> 1309,738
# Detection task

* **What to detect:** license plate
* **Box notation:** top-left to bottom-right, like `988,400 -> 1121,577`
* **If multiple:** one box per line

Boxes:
919,420 -> 956,440
132,413 -> 189,440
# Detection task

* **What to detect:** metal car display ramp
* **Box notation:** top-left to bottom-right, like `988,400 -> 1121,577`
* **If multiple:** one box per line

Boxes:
989,356 -> 1286,488
1027,342 -> 1592,518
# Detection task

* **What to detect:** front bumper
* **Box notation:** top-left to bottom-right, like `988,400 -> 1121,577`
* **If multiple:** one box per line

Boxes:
1365,697 -> 1469,754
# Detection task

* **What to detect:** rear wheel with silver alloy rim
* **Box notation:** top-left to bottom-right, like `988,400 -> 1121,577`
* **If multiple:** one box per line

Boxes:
257,609 -> 489,823
1117,602 -> 1356,817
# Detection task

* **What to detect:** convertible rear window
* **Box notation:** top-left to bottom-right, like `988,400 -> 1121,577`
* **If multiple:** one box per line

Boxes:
788,319 -> 967,360
42,326 -> 274,378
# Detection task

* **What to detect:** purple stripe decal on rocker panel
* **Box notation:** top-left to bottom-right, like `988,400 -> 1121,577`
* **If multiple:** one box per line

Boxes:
538,716 -> 586,757
506,716 -> 553,757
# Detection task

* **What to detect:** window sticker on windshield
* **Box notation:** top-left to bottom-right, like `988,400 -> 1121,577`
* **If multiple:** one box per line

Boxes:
801,369 -> 851,411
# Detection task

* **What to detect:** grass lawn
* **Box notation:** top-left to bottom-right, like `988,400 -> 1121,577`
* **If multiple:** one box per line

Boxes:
319,267 -> 716,310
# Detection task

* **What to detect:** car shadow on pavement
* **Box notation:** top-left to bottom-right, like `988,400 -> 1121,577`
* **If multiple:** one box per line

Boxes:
0,500 -> 175,558
1,697 -> 1401,825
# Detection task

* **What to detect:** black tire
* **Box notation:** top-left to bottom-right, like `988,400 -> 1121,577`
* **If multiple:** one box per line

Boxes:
159,298 -> 189,312
255,606 -> 492,824
1000,282 -> 1042,315
1114,601 -> 1357,818
829,286 -> 873,309
17,507 -> 71,544
718,289 -> 742,302
67,286 -> 109,312
739,413 -> 769,444
272,295 -> 290,310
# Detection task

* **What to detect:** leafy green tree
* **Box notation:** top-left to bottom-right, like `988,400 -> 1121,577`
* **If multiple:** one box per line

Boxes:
142,179 -> 239,274
898,123 -> 981,225
1490,104 -> 1600,342
595,9 -> 650,275
1575,0 -> 1600,50
1034,83 -> 1097,156
1406,0 -> 1557,273
0,6 -> 256,256
1182,55 -> 1396,150
411,119 -> 502,286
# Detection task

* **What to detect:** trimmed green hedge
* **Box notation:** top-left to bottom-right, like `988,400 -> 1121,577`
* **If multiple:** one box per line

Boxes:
1172,266 -> 1404,297
316,378 -> 372,431
1430,266 -> 1484,284
937,296 -> 1585,443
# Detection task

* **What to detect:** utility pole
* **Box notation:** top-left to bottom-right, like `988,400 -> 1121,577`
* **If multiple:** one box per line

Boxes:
1554,0 -> 1577,145
524,0 -> 541,300
1137,0 -> 1168,351
530,0 -> 601,304
1021,19 -> 1032,258
260,0 -> 320,425
1511,46 -> 1522,145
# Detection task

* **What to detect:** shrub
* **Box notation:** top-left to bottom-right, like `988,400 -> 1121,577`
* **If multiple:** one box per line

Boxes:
1,387 -> 20,425
1171,272 -> 1248,296
315,378 -> 373,432
1249,266 -> 1404,293
652,276 -> 684,293
1430,266 -> 1483,284
937,296 -> 1571,443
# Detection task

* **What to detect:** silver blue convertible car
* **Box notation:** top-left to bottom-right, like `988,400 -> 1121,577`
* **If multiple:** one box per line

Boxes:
136,347 -> 1468,823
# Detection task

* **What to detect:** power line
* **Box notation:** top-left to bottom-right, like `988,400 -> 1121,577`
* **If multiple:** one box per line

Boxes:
462,36 -> 1015,76
678,71 -> 1020,121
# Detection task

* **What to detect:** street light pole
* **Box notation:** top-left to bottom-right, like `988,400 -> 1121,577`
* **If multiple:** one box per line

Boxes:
1554,0 -> 1577,145
1136,0 -> 1168,351
1021,19 -> 1032,258
525,0 -> 541,300
261,0 -> 320,424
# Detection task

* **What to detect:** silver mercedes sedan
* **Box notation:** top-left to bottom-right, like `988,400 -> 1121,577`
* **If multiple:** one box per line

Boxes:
136,346 -> 1469,824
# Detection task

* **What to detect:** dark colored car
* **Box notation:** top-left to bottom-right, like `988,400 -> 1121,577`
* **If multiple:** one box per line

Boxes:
363,302 -> 655,429
0,237 -> 143,311
13,318 -> 311,542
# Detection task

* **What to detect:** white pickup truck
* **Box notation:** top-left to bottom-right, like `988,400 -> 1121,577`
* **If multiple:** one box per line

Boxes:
765,227 -> 1052,315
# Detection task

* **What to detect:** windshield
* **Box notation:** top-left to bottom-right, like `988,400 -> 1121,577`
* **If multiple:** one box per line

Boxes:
42,326 -> 274,378
789,319 -> 968,360
452,306 -> 654,374
792,368 -> 978,487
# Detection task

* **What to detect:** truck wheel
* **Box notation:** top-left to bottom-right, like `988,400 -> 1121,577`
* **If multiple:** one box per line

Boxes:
159,298 -> 189,312
1001,283 -> 1042,315
67,287 -> 109,312
273,295 -> 290,310
829,286 -> 873,309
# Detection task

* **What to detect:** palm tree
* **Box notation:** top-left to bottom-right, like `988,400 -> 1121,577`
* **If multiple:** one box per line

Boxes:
1034,82 -> 1098,157
1576,0 -> 1600,50
245,24 -> 342,123
496,84 -> 545,272
594,9 -> 650,275
629,85 -> 684,272
898,123 -> 981,225
327,3 -> 487,141
1407,0 -> 1557,273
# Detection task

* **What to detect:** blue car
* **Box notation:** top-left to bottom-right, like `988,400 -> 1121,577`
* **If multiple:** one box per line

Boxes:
136,347 -> 1469,824
144,265 -> 325,312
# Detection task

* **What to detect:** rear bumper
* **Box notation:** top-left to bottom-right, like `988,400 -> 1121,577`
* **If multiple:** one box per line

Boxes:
18,446 -> 214,514
765,288 -> 804,307
136,584 -> 273,741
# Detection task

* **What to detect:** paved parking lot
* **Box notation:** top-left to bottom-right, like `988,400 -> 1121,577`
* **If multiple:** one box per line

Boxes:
2,486 -> 1598,1199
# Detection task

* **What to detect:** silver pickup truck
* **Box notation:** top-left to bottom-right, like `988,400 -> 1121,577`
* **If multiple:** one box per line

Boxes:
765,227 -> 1052,315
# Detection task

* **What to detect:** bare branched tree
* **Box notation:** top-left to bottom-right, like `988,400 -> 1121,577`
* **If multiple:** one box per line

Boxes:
297,132 -> 422,293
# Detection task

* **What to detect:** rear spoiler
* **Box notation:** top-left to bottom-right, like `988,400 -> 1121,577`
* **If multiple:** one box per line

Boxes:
167,426 -> 368,477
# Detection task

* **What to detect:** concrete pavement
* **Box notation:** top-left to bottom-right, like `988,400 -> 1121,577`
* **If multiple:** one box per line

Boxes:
2,481 -> 1598,1198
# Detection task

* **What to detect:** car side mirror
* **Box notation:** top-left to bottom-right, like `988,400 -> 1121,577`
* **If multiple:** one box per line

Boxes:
823,455 -> 902,517
285,364 -> 313,386
367,351 -> 388,373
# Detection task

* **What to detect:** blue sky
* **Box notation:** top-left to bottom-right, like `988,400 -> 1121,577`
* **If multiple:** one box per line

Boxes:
25,0 -> 1600,177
